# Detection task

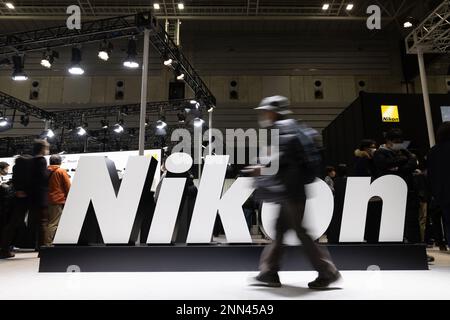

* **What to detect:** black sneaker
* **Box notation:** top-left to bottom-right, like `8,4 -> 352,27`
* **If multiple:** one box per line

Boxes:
308,271 -> 342,290
0,250 -> 15,259
250,272 -> 282,288
427,255 -> 435,263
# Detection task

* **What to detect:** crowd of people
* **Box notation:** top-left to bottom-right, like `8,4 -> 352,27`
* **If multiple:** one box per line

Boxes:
324,123 -> 450,252
0,140 -> 71,259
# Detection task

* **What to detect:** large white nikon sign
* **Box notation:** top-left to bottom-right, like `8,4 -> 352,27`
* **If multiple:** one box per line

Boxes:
54,153 -> 408,245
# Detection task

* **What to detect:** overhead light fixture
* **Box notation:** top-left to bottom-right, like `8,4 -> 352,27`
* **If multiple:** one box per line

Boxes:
68,47 -> 85,75
153,3 -> 160,10
176,68 -> 185,80
322,3 -> 330,10
98,40 -> 113,61
156,119 -> 167,129
76,126 -> 87,136
40,49 -> 59,69
20,114 -> 30,127
5,2 -> 15,10
404,21 -> 413,28
177,111 -> 186,123
164,58 -> 173,66
346,4 -> 354,11
0,117 -> 9,127
11,55 -> 28,81
113,123 -> 124,133
193,117 -> 205,127
124,38 -> 139,69
100,119 -> 109,129
178,3 -> 184,10
41,129 -> 55,139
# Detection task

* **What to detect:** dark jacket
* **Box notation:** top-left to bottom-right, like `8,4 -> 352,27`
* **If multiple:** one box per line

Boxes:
373,145 -> 418,190
12,155 -> 33,195
353,149 -> 375,177
255,119 -> 320,202
427,141 -> 450,207
29,156 -> 50,208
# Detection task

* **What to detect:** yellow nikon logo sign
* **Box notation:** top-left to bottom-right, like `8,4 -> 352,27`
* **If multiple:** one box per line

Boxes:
381,105 -> 400,122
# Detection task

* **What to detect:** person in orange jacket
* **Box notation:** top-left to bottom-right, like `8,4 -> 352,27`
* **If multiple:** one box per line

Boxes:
47,154 -> 71,245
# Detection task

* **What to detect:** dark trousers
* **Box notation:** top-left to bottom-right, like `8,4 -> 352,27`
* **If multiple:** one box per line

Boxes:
1,198 -> 48,251
404,192 -> 421,243
442,204 -> 450,247
425,200 -> 447,246
259,196 -> 337,277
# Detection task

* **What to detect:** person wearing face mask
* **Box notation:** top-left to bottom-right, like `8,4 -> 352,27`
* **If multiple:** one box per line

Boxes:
249,95 -> 341,290
373,129 -> 420,244
353,139 -> 377,177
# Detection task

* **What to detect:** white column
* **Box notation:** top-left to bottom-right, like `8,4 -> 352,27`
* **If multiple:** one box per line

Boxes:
417,47 -> 436,147
139,29 -> 150,156
208,108 -> 213,155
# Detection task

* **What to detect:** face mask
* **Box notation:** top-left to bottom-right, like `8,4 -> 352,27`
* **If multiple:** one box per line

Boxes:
258,119 -> 273,128
391,143 -> 404,151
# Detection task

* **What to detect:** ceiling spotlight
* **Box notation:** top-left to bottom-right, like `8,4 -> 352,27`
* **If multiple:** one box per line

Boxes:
5,2 -> 15,10
322,3 -> 330,10
153,3 -> 160,10
156,119 -> 167,129
0,117 -> 10,127
176,69 -> 185,81
164,58 -> 173,66
11,55 -> 28,81
98,40 -> 113,61
41,129 -> 55,139
113,123 -> 124,133
178,3 -> 184,10
124,38 -> 139,69
20,114 -> 30,127
41,49 -> 59,69
346,4 -> 354,11
100,119 -> 109,129
193,117 -> 205,128
76,126 -> 87,136
68,47 -> 84,75
404,21 -> 413,28
177,111 -> 186,123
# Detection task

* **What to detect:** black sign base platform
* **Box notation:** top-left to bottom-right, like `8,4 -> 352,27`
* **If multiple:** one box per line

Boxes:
38,244 -> 428,272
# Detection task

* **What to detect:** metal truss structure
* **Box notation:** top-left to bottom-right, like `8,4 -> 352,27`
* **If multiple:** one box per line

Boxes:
52,98 -> 195,125
0,13 -> 142,56
0,91 -> 54,121
0,0 -> 408,21
405,0 -> 450,54
0,11 -> 215,109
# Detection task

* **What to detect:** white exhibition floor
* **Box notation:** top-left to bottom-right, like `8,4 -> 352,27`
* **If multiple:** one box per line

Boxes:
0,248 -> 449,300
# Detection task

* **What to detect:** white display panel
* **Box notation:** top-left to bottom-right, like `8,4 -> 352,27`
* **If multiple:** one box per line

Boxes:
0,149 -> 161,191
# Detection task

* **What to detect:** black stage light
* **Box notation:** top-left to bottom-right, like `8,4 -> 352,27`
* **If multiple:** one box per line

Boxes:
98,40 -> 113,61
11,55 -> 28,81
20,114 -> 30,127
41,49 -> 59,68
124,38 -> 139,69
68,47 -> 84,75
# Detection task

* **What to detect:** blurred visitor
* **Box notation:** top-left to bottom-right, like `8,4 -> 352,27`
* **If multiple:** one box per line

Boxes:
249,95 -> 341,289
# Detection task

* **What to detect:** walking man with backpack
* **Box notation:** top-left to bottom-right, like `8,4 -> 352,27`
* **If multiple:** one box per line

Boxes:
249,96 -> 341,289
